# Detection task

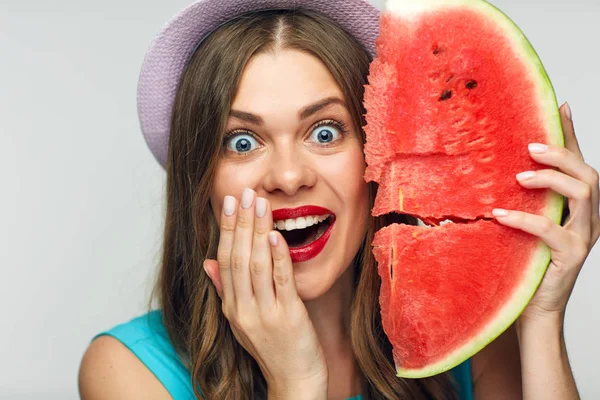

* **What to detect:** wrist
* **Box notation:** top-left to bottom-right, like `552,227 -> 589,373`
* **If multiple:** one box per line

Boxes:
268,387 -> 327,400
267,377 -> 328,400
516,310 -> 579,399
517,309 -> 565,341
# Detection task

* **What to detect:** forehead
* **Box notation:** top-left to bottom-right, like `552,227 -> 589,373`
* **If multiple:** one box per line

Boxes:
230,49 -> 344,112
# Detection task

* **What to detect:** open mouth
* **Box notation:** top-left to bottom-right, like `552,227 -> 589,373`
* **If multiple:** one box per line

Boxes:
275,215 -> 335,248
271,205 -> 337,264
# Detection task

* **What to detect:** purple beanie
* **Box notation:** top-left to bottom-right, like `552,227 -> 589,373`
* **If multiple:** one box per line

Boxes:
136,0 -> 380,169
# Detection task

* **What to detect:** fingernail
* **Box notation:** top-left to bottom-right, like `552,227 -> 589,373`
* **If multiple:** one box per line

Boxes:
241,188 -> 255,209
564,102 -> 572,121
223,196 -> 236,216
268,231 -> 278,246
255,197 -> 267,218
516,171 -> 536,181
528,143 -> 548,153
492,208 -> 509,217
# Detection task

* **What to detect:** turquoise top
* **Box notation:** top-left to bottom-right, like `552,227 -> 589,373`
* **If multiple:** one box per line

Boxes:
95,310 -> 473,400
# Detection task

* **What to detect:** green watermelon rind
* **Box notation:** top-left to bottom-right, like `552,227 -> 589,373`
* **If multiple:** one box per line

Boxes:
383,0 -> 566,378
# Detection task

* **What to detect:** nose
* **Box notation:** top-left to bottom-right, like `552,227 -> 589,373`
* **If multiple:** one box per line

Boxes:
262,143 -> 317,196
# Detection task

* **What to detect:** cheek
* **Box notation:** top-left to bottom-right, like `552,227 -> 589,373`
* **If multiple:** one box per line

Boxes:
211,161 -> 261,217
335,146 -> 369,213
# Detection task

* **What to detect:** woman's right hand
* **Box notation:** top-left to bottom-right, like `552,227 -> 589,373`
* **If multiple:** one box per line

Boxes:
203,188 -> 328,399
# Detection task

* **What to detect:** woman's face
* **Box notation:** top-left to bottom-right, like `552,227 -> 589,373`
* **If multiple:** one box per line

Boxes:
210,49 -> 369,301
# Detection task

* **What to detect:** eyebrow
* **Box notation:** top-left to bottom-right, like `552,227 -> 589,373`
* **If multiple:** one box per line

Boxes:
229,96 -> 348,125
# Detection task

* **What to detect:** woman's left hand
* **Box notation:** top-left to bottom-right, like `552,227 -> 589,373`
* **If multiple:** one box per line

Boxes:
491,102 -> 600,323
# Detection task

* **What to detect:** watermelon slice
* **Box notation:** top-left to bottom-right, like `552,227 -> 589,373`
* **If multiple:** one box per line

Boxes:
364,0 -> 565,378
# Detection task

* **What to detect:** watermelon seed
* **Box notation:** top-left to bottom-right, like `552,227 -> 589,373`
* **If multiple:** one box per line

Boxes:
446,74 -> 454,83
466,80 -> 478,89
433,46 -> 441,55
440,90 -> 452,101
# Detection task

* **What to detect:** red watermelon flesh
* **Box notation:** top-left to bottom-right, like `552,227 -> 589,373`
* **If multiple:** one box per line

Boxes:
364,0 -> 564,378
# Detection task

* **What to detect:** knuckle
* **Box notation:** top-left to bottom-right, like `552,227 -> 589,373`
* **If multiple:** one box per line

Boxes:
589,167 -> 599,187
220,219 -> 236,233
539,218 -> 555,236
236,213 -> 253,229
230,252 -> 245,272
254,223 -> 271,236
232,310 -> 255,332
250,258 -> 264,276
272,250 -> 287,263
261,316 -> 277,331
577,184 -> 592,200
273,272 -> 290,287
557,146 -> 570,158
260,307 -> 278,327
216,251 -> 230,267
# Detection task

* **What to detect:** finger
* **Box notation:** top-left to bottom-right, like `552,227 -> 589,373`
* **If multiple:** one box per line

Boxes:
249,197 -> 276,309
492,208 -> 573,251
216,195 -> 237,304
268,230 -> 298,307
203,259 -> 222,298
515,168 -> 592,237
527,142 -> 599,222
516,169 -> 591,201
561,102 -> 600,224
230,188 -> 256,302
560,102 -> 583,161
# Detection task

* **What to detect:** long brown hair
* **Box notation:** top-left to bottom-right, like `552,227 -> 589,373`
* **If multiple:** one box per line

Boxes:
149,8 -> 458,399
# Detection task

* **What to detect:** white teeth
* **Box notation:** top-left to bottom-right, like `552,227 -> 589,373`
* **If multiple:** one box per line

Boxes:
295,217 -> 307,229
284,219 -> 295,231
273,214 -> 331,231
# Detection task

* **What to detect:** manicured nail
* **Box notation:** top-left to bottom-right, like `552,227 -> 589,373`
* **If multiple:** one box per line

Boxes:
528,143 -> 548,153
492,208 -> 509,217
564,102 -> 572,121
223,196 -> 236,216
268,231 -> 278,246
255,197 -> 267,218
516,171 -> 536,181
241,188 -> 255,209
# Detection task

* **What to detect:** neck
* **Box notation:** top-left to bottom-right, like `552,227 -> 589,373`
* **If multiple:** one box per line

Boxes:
304,264 -> 365,398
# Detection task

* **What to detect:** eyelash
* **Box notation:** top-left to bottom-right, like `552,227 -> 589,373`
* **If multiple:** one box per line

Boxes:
221,119 -> 350,154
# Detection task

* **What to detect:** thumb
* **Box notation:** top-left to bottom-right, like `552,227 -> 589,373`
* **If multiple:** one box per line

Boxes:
203,259 -> 223,298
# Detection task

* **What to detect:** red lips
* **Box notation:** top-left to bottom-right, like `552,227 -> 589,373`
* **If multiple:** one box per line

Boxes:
272,205 -> 336,263
272,205 -> 332,220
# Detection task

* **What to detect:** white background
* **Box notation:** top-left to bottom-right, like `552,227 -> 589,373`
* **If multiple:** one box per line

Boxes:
1,0 -> 599,398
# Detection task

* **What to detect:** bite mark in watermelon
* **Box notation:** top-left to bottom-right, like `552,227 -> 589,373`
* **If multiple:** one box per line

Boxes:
364,0 -> 565,378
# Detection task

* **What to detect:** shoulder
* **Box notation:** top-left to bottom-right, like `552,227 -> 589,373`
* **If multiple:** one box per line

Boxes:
470,323 -> 522,399
78,310 -> 192,400
78,335 -> 171,400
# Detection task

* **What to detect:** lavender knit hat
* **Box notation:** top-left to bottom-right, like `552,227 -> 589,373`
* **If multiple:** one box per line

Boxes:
137,0 -> 380,169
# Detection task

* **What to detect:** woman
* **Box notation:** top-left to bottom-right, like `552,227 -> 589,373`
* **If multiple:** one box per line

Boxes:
78,0 -> 599,399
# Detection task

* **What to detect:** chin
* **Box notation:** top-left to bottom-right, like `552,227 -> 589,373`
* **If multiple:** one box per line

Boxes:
292,257 -> 355,302
293,271 -> 333,302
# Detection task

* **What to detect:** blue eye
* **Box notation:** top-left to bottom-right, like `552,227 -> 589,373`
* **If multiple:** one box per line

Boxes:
224,133 -> 259,153
309,120 -> 348,145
